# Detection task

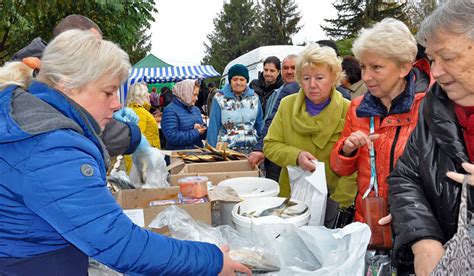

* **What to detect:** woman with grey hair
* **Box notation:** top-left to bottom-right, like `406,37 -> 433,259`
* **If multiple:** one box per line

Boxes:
264,43 -> 357,211
388,0 -> 474,274
0,30 -> 250,275
330,18 -> 433,231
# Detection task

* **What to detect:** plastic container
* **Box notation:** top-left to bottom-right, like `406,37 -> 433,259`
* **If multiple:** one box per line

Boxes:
218,177 -> 279,226
177,176 -> 208,198
231,197 -> 310,239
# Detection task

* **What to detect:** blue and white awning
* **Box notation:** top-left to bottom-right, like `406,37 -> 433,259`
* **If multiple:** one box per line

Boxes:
120,65 -> 220,103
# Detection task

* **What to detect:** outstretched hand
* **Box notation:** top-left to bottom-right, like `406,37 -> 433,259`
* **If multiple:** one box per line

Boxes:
218,245 -> 252,276
446,162 -> 474,186
248,151 -> 265,168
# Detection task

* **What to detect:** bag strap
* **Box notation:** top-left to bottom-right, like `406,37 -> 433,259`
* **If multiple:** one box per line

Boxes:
458,177 -> 469,229
363,117 -> 378,199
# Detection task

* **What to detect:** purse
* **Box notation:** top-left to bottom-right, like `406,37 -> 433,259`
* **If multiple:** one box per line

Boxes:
431,177 -> 473,275
363,196 -> 393,250
362,117 -> 393,250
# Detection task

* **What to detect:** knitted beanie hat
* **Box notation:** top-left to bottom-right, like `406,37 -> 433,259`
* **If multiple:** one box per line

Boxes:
228,64 -> 249,83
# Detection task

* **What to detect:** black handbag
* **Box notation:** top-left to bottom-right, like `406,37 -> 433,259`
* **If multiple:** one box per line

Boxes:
324,197 -> 355,229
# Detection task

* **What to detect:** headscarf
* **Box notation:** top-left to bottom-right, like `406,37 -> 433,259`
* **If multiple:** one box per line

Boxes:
173,79 -> 197,106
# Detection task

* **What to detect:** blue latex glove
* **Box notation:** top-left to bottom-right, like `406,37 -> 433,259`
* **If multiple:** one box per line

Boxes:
113,107 -> 139,125
135,135 -> 151,153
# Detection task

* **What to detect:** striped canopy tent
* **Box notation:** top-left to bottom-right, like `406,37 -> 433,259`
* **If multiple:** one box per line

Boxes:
120,65 -> 220,103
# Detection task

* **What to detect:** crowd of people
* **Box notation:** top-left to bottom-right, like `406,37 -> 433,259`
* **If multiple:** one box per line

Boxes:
0,0 -> 472,275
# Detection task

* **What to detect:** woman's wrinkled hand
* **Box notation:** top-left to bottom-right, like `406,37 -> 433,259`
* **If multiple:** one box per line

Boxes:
218,245 -> 252,276
297,151 -> 317,172
342,131 -> 379,156
446,162 -> 474,186
412,239 -> 445,276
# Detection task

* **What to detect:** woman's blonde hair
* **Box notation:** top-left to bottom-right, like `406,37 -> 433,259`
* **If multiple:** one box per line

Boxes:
37,29 -> 130,93
352,18 -> 417,65
0,62 -> 34,90
295,43 -> 343,86
126,82 -> 149,106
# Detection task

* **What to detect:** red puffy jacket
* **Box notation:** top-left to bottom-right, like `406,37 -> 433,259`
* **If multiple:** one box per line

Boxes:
330,60 -> 433,222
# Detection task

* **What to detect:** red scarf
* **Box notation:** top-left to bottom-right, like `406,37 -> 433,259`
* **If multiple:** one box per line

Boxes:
454,103 -> 474,162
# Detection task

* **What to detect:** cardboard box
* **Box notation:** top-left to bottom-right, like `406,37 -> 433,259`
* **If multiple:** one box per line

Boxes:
169,160 -> 260,186
114,186 -> 211,234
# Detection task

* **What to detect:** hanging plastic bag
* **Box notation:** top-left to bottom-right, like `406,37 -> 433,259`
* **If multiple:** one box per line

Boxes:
288,161 -> 327,226
130,147 -> 169,188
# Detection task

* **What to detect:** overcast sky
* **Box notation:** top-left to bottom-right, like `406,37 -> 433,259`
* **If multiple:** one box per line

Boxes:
150,0 -> 337,66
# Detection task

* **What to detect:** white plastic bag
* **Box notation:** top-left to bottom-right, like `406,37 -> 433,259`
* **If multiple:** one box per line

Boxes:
288,161 -> 327,226
250,222 -> 371,275
295,223 -> 371,275
130,147 -> 169,188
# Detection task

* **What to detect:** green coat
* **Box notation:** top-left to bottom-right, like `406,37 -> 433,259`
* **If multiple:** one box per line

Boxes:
263,88 -> 357,208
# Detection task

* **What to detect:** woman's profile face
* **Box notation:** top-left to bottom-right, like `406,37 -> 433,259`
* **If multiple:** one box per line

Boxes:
425,30 -> 474,105
191,85 -> 199,106
69,75 -> 122,130
300,64 -> 335,104
230,76 -> 247,94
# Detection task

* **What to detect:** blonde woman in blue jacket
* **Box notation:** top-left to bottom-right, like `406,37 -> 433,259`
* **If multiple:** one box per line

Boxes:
0,30 -> 250,276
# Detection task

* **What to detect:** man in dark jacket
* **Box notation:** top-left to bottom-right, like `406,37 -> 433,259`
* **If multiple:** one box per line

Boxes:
249,56 -> 284,116
248,55 -> 299,181
11,14 -> 141,157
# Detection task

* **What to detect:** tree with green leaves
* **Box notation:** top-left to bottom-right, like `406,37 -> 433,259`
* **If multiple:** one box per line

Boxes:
0,1 -> 156,64
404,0 -> 439,33
322,0 -> 408,40
202,0 -> 259,74
256,0 -> 301,46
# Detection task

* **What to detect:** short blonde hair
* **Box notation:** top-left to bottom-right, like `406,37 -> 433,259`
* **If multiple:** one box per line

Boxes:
126,82 -> 149,106
0,62 -> 34,90
352,18 -> 417,65
37,29 -> 130,93
295,43 -> 343,86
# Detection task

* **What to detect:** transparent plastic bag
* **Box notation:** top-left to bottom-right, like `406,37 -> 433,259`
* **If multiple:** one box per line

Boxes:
130,147 -> 169,188
88,259 -> 123,276
149,205 -> 280,273
107,170 -> 135,191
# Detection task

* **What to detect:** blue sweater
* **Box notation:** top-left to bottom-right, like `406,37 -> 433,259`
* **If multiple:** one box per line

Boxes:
162,98 -> 205,150
206,83 -> 263,153
0,82 -> 222,275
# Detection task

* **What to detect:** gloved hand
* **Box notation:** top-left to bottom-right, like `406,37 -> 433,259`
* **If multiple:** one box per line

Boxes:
135,135 -> 151,153
113,107 -> 139,125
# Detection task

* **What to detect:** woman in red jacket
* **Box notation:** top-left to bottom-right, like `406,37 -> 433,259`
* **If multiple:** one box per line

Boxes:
330,18 -> 433,224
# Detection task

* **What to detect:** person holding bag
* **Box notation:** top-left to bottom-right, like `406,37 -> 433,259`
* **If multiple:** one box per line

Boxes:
388,0 -> 474,274
264,43 -> 357,214
330,18 -> 433,238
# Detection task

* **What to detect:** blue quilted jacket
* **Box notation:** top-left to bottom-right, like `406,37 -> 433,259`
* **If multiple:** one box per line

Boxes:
0,82 -> 222,275
161,97 -> 205,150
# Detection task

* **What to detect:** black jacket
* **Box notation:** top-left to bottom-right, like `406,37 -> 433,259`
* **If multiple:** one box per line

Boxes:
249,72 -> 284,114
388,83 -> 473,265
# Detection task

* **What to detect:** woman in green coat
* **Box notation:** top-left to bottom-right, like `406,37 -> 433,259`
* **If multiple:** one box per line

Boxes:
264,43 -> 357,209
